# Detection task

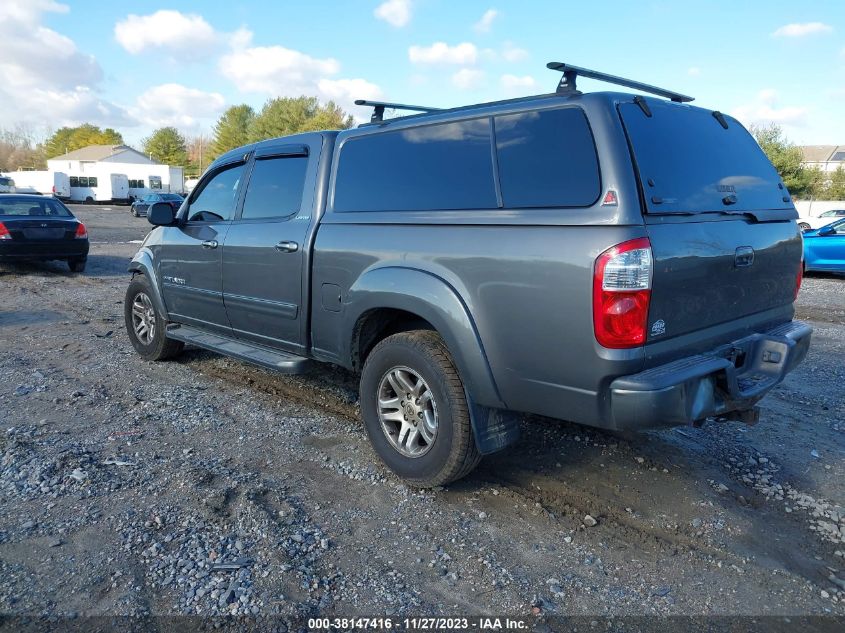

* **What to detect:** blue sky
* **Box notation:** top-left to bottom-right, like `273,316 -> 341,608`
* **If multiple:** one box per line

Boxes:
1,0 -> 843,147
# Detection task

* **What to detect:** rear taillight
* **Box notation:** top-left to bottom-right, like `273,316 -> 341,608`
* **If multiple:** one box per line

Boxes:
593,237 -> 652,349
74,222 -> 87,239
795,260 -> 803,300
0,222 -> 10,240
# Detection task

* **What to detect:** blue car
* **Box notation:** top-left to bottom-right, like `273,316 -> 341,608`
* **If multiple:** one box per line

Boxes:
803,218 -> 845,274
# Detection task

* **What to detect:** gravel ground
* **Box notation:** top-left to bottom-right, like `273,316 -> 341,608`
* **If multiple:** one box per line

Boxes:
0,205 -> 843,627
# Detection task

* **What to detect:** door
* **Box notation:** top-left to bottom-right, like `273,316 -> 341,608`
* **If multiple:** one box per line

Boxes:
222,147 -> 312,352
157,161 -> 246,335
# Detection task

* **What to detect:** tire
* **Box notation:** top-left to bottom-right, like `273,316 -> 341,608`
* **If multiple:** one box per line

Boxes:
68,258 -> 86,273
131,208 -> 138,217
124,276 -> 184,361
84,196 -> 94,205
799,222 -> 811,231
360,330 -> 481,487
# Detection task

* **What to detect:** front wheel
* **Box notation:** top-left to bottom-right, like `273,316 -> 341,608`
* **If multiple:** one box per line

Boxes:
799,222 -> 811,231
124,276 -> 184,361
360,330 -> 481,487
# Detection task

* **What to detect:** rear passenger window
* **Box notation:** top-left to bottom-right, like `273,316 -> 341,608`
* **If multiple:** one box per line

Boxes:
334,119 -> 497,212
494,108 -> 600,208
241,156 -> 308,220
70,177 -> 79,187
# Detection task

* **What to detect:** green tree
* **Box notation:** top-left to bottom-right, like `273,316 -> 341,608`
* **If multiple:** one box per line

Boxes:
44,124 -> 123,159
749,123 -> 814,198
142,127 -> 188,166
210,105 -> 255,159
247,97 -> 353,143
821,167 -> 845,200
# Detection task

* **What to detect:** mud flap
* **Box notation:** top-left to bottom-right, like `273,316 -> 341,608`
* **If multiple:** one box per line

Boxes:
465,393 -> 521,455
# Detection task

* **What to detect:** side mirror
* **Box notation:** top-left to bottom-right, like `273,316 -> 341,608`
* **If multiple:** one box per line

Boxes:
818,226 -> 835,236
148,202 -> 176,226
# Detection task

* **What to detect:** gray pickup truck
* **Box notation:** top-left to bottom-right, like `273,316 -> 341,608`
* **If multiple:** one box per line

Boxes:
125,63 -> 811,487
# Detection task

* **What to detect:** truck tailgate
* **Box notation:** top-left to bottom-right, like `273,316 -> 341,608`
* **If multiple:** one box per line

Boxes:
645,217 -> 802,342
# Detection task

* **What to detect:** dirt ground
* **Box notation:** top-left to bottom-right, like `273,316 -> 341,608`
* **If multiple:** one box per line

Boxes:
0,206 -> 843,628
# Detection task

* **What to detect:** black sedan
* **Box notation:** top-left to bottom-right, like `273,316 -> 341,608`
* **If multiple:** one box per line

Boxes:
0,194 -> 89,272
130,193 -> 183,217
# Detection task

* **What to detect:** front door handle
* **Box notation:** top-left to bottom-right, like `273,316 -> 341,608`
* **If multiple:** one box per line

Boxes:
275,241 -> 299,253
201,240 -> 218,249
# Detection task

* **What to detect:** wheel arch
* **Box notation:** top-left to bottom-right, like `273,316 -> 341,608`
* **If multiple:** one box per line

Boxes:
127,249 -> 168,317
344,266 -> 505,410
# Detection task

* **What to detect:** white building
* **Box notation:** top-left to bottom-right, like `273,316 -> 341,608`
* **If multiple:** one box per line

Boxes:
800,145 -> 845,173
47,145 -> 184,201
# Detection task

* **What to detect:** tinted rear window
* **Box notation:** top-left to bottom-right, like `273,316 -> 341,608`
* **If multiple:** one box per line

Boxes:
495,108 -> 600,208
0,197 -> 72,217
334,118 -> 497,212
620,101 -> 790,213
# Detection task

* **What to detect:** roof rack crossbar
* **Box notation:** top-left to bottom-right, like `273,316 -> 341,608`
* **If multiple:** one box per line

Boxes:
546,62 -> 694,103
354,99 -> 443,123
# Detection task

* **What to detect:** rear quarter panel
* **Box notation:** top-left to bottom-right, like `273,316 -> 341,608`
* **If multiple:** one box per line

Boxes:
311,95 -> 650,426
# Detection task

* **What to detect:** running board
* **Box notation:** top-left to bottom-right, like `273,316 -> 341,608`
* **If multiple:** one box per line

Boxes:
166,325 -> 311,374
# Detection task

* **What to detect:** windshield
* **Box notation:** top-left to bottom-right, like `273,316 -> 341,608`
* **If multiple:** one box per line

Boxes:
0,197 -> 73,217
619,100 -> 792,214
161,194 -> 182,201
0,177 -> 14,186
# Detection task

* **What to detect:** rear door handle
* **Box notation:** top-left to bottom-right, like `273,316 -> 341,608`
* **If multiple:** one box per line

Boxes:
201,240 -> 218,249
275,241 -> 299,253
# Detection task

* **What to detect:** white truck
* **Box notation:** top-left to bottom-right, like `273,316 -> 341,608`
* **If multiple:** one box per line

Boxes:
68,172 -> 129,204
125,166 -> 185,202
3,171 -> 70,199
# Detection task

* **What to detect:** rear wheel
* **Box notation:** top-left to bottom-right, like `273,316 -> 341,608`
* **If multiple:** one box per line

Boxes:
68,258 -> 86,273
124,276 -> 184,361
360,330 -> 481,487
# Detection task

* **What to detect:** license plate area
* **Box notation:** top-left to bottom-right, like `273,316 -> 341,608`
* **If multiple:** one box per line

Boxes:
22,228 -> 66,240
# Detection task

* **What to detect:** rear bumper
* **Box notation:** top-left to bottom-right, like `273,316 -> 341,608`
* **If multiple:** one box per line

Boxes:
0,240 -> 89,260
609,320 -> 812,430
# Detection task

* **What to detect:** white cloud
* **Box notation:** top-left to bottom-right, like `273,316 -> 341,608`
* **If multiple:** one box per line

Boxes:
500,74 -> 537,94
687,66 -> 701,77
0,0 -> 132,128
473,9 -> 499,33
132,83 -> 226,129
317,78 -> 384,107
501,42 -> 528,62
219,45 -> 381,118
731,89 -> 809,127
114,10 -> 219,59
220,45 -> 340,93
409,42 -> 478,65
374,0 -> 412,28
771,22 -> 833,38
451,69 -> 485,90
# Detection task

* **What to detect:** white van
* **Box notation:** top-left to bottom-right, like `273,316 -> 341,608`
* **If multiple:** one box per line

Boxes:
5,171 -> 70,199
68,172 -> 130,204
